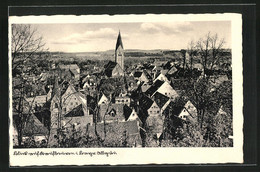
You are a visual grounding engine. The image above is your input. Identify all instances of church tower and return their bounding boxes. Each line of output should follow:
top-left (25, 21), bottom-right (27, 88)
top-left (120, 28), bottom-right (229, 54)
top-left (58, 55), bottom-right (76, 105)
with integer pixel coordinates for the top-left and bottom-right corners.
top-left (115, 31), bottom-right (124, 71)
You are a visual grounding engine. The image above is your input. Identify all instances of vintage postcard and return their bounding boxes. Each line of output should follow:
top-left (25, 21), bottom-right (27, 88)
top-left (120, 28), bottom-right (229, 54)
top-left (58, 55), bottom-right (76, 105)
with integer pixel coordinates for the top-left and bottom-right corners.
top-left (9, 13), bottom-right (243, 166)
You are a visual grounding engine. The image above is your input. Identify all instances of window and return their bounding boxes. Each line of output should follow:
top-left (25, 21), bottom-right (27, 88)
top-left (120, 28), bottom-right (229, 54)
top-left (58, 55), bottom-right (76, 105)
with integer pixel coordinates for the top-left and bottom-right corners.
top-left (157, 111), bottom-right (159, 113)
top-left (126, 99), bottom-right (128, 102)
top-left (122, 100), bottom-right (124, 102)
top-left (55, 103), bottom-right (58, 108)
top-left (76, 102), bottom-right (78, 105)
top-left (150, 111), bottom-right (152, 114)
top-left (71, 102), bottom-right (73, 105)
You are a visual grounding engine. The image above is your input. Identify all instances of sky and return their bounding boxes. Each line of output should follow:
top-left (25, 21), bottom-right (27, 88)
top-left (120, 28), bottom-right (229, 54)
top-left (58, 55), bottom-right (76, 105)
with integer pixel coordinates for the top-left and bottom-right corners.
top-left (30, 21), bottom-right (231, 52)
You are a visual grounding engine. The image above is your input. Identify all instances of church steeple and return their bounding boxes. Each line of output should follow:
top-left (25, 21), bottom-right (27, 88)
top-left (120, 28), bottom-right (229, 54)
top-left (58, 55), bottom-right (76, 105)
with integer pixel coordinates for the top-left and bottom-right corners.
top-left (115, 31), bottom-right (123, 50)
top-left (115, 31), bottom-right (124, 71)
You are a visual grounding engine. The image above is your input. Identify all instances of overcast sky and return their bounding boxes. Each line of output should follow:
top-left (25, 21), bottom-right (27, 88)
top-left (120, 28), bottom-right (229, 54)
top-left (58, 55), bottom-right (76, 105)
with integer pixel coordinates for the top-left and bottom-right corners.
top-left (31, 21), bottom-right (231, 52)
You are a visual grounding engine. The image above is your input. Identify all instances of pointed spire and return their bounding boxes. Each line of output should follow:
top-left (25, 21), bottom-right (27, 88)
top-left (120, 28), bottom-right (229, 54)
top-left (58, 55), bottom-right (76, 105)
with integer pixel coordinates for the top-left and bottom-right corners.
top-left (115, 30), bottom-right (123, 50)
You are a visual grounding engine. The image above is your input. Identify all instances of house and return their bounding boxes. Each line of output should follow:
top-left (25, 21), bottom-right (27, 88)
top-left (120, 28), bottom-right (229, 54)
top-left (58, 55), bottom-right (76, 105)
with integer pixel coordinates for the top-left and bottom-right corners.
top-left (104, 61), bottom-right (124, 77)
top-left (166, 99), bottom-right (197, 123)
top-left (13, 113), bottom-right (49, 146)
top-left (153, 73), bottom-right (170, 83)
top-left (145, 80), bottom-right (179, 100)
top-left (115, 93), bottom-right (131, 106)
top-left (123, 105), bottom-right (140, 122)
top-left (98, 94), bottom-right (109, 106)
top-left (25, 95), bottom-right (48, 109)
top-left (138, 95), bottom-right (165, 137)
top-left (133, 71), bottom-right (150, 84)
top-left (178, 101), bottom-right (198, 123)
top-left (98, 103), bottom-right (125, 123)
top-left (58, 64), bottom-right (80, 80)
top-left (82, 77), bottom-right (97, 95)
top-left (209, 75), bottom-right (229, 92)
top-left (152, 92), bottom-right (171, 113)
top-left (140, 82), bottom-right (152, 92)
top-left (163, 61), bottom-right (175, 70)
top-left (125, 77), bottom-right (138, 92)
top-left (50, 84), bottom-right (92, 130)
top-left (167, 66), bottom-right (178, 75)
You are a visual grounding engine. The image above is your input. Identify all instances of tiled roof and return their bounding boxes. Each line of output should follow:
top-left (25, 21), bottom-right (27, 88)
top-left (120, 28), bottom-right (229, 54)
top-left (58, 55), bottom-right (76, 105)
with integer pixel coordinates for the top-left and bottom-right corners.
top-left (99, 103), bottom-right (125, 121)
top-left (139, 95), bottom-right (154, 111)
top-left (152, 92), bottom-right (169, 109)
top-left (145, 80), bottom-right (164, 96)
top-left (64, 104), bottom-right (85, 117)
top-left (13, 114), bottom-right (49, 136)
top-left (163, 98), bottom-right (186, 117)
top-left (104, 61), bottom-right (119, 77)
top-left (123, 105), bottom-right (133, 121)
top-left (133, 71), bottom-right (143, 78)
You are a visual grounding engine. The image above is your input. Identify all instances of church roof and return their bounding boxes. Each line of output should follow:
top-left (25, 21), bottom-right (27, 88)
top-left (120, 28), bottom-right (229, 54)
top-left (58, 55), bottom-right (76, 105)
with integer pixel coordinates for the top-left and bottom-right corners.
top-left (115, 31), bottom-right (123, 50)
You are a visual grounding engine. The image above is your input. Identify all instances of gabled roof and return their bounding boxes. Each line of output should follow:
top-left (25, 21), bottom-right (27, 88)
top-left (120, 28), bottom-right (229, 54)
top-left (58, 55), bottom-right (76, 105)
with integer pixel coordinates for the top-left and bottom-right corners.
top-left (61, 84), bottom-right (87, 108)
top-left (104, 61), bottom-right (122, 77)
top-left (152, 92), bottom-right (170, 109)
top-left (143, 70), bottom-right (152, 80)
top-left (70, 68), bottom-right (79, 76)
top-left (123, 105), bottom-right (133, 121)
top-left (115, 31), bottom-right (124, 50)
top-left (139, 95), bottom-right (155, 111)
top-left (133, 71), bottom-right (143, 78)
top-left (64, 104), bottom-right (85, 117)
top-left (99, 103), bottom-right (125, 121)
top-left (13, 114), bottom-right (49, 136)
top-left (163, 98), bottom-right (187, 117)
top-left (167, 66), bottom-right (178, 75)
top-left (145, 80), bottom-right (164, 96)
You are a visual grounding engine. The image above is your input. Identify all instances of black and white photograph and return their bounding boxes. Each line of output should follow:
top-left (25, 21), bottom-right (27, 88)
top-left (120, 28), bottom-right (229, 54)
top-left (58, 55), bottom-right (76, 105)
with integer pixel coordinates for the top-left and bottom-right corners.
top-left (9, 14), bottom-right (243, 165)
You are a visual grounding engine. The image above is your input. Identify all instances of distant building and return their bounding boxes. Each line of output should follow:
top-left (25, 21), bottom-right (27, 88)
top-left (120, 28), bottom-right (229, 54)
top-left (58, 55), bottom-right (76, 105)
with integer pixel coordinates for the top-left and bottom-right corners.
top-left (145, 80), bottom-right (179, 100)
top-left (58, 64), bottom-right (80, 81)
top-left (104, 31), bottom-right (125, 77)
top-left (133, 70), bottom-right (152, 84)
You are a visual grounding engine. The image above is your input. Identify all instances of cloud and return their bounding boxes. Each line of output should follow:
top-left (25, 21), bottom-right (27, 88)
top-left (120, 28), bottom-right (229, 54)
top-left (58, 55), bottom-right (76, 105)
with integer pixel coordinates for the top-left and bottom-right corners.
top-left (140, 23), bottom-right (161, 33)
top-left (140, 22), bottom-right (193, 34)
top-left (51, 28), bottom-right (123, 44)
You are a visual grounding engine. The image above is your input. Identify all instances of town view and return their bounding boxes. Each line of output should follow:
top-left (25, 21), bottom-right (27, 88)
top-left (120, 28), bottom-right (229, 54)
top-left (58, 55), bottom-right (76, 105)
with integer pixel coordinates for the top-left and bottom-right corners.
top-left (11, 23), bottom-right (233, 148)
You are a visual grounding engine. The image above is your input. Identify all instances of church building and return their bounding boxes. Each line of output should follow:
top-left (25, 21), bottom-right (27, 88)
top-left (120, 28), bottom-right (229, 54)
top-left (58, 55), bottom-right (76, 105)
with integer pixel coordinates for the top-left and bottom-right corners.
top-left (104, 31), bottom-right (124, 77)
top-left (115, 31), bottom-right (124, 71)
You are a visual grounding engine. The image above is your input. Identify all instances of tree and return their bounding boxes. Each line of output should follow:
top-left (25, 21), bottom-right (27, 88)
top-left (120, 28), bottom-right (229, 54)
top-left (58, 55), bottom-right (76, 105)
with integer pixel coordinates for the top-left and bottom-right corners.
top-left (12, 24), bottom-right (46, 76)
top-left (12, 24), bottom-right (48, 147)
top-left (195, 32), bottom-right (225, 74)
top-left (168, 32), bottom-right (232, 147)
